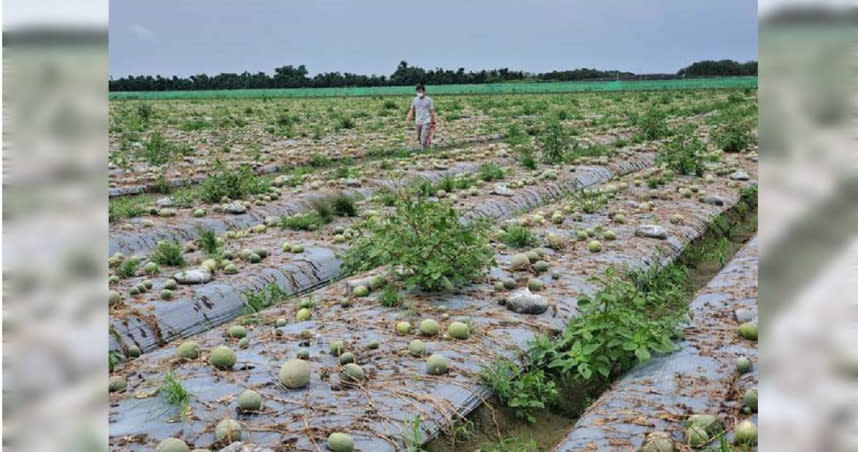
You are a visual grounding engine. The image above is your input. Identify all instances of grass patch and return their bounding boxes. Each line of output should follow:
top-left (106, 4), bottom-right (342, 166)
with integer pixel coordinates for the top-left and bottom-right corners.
top-left (497, 224), bottom-right (539, 248)
top-left (150, 240), bottom-right (186, 267)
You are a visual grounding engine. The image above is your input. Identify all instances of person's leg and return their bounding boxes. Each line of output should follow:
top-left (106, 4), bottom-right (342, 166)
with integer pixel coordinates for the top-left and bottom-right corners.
top-left (418, 124), bottom-right (429, 149)
top-left (416, 124), bottom-right (424, 148)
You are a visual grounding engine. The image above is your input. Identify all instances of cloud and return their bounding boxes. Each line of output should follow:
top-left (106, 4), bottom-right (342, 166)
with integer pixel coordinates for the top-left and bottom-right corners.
top-left (129, 24), bottom-right (153, 39)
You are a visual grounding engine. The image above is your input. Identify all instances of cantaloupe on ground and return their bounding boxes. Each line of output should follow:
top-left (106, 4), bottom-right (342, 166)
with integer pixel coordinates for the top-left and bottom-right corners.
top-left (237, 389), bottom-right (262, 412)
top-left (733, 420), bottom-right (757, 445)
top-left (279, 359), bottom-right (311, 389)
top-left (426, 354), bottom-right (448, 375)
top-left (214, 418), bottom-right (242, 443)
top-left (176, 341), bottom-right (200, 360)
top-left (419, 319), bottom-right (439, 336)
top-left (326, 432), bottom-right (355, 452)
top-left (396, 321), bottom-right (411, 335)
top-left (342, 363), bottom-right (365, 382)
top-left (447, 321), bottom-right (470, 339)
top-left (156, 438), bottom-right (190, 452)
top-left (210, 346), bottom-right (236, 370)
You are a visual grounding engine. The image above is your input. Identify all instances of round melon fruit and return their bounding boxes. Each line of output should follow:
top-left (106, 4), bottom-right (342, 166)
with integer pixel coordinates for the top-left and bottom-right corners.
top-left (396, 321), bottom-right (412, 335)
top-left (279, 359), bottom-right (311, 389)
top-left (228, 325), bottom-right (246, 338)
top-left (156, 438), bottom-right (190, 452)
top-left (447, 321), bottom-right (470, 339)
top-left (342, 363), bottom-right (365, 382)
top-left (210, 346), bottom-right (236, 370)
top-left (426, 354), bottom-right (448, 375)
top-left (176, 342), bottom-right (200, 360)
top-left (588, 240), bottom-right (602, 252)
top-left (743, 389), bottom-right (758, 412)
top-left (339, 352), bottom-right (355, 365)
top-left (738, 322), bottom-right (758, 341)
top-left (237, 389), bottom-right (262, 412)
top-left (685, 425), bottom-right (709, 448)
top-left (329, 341), bottom-right (345, 356)
top-left (296, 308), bottom-right (312, 321)
top-left (214, 418), bottom-right (242, 443)
top-left (735, 357), bottom-right (752, 374)
top-left (733, 420), bottom-right (757, 445)
top-left (409, 340), bottom-right (426, 357)
top-left (419, 319), bottom-right (440, 336)
top-left (326, 432), bottom-right (355, 452)
top-left (640, 431), bottom-right (674, 452)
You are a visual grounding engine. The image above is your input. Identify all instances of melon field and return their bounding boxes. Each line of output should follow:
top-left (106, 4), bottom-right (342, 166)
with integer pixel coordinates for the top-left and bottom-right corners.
top-left (108, 87), bottom-right (759, 451)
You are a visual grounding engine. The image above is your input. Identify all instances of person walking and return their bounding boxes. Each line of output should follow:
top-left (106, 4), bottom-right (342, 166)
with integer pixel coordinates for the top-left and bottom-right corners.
top-left (406, 83), bottom-right (436, 149)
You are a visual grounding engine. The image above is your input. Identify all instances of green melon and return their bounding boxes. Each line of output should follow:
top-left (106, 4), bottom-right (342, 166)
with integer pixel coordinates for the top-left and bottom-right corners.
top-left (533, 260), bottom-right (549, 273)
top-left (685, 425), bottom-right (709, 448)
top-left (526, 250), bottom-right (540, 263)
top-left (686, 414), bottom-right (723, 436)
top-left (275, 318), bottom-right (287, 327)
top-left (333, 234), bottom-right (347, 244)
top-left (587, 240), bottom-right (602, 252)
top-left (193, 209), bottom-right (205, 217)
top-left (576, 230), bottom-right (589, 241)
top-left (339, 352), bottom-right (355, 365)
top-left (223, 263), bottom-right (239, 274)
top-left (546, 234), bottom-right (568, 250)
top-left (143, 262), bottom-right (160, 274)
top-left (296, 349), bottom-right (310, 360)
top-left (156, 438), bottom-right (190, 452)
top-left (409, 340), bottom-right (426, 357)
top-left (733, 420), bottom-right (757, 445)
top-left (743, 389), bottom-right (758, 412)
top-left (238, 337), bottom-right (249, 348)
top-left (176, 342), bottom-right (200, 360)
top-left (603, 230), bottom-right (616, 241)
top-left (281, 242), bottom-right (292, 252)
top-left (419, 319), bottom-right (440, 336)
top-left (511, 253), bottom-right (530, 270)
top-left (201, 259), bottom-right (217, 272)
top-left (640, 431), bottom-right (674, 452)
top-left (326, 432), bottom-right (355, 452)
top-left (447, 321), bottom-right (470, 339)
top-left (109, 291), bottom-right (121, 306)
top-left (214, 418), bottom-right (242, 443)
top-left (127, 345), bottom-right (141, 358)
top-left (342, 363), bottom-right (365, 382)
top-left (237, 389), bottom-right (262, 412)
top-left (228, 325), bottom-right (247, 338)
top-left (735, 357), bottom-right (752, 374)
top-left (396, 322), bottom-right (412, 335)
top-left (296, 308), bottom-right (312, 321)
top-left (426, 354), bottom-right (448, 375)
top-left (613, 213), bottom-right (627, 224)
top-left (527, 278), bottom-right (544, 292)
top-left (248, 253), bottom-right (261, 264)
top-left (108, 376), bottom-right (127, 393)
top-left (210, 345), bottom-right (236, 370)
top-left (164, 279), bottom-right (178, 290)
top-left (279, 359), bottom-right (311, 389)
top-left (367, 340), bottom-right (380, 350)
top-left (159, 289), bottom-right (173, 300)
top-left (329, 341), bottom-right (345, 356)
top-left (352, 285), bottom-right (369, 297)
top-left (291, 244), bottom-right (304, 253)
top-left (501, 277), bottom-right (517, 289)
top-left (738, 323), bottom-right (758, 341)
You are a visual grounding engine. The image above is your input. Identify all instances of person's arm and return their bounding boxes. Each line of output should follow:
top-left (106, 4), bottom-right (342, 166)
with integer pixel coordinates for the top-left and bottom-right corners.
top-left (430, 99), bottom-right (436, 125)
top-left (430, 110), bottom-right (436, 126)
top-left (406, 100), bottom-right (414, 122)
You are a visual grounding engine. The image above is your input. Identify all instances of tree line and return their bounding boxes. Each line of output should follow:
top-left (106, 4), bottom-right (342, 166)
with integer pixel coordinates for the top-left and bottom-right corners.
top-left (109, 59), bottom-right (757, 92)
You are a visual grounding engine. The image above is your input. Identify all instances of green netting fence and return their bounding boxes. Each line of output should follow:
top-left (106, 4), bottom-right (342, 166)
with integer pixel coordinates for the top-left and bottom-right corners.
top-left (109, 76), bottom-right (757, 100)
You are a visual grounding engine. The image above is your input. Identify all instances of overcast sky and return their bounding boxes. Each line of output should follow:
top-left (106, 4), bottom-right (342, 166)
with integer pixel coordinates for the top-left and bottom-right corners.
top-left (108, 0), bottom-right (758, 78)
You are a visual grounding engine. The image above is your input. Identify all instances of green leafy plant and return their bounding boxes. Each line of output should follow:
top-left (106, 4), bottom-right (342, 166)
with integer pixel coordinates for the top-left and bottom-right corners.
top-left (518, 146), bottom-right (538, 170)
top-left (530, 265), bottom-right (688, 384)
top-left (636, 107), bottom-right (670, 140)
top-left (479, 435), bottom-right (538, 452)
top-left (538, 120), bottom-right (571, 163)
top-left (713, 117), bottom-right (753, 152)
top-left (478, 162), bottom-right (505, 181)
top-left (241, 283), bottom-right (289, 314)
top-left (570, 189), bottom-right (609, 214)
top-left (151, 240), bottom-right (185, 267)
top-left (657, 125), bottom-right (706, 176)
top-left (199, 162), bottom-right (269, 203)
top-left (196, 226), bottom-right (222, 257)
top-left (404, 414), bottom-right (424, 452)
top-left (159, 371), bottom-right (191, 419)
top-left (480, 358), bottom-right (558, 424)
top-left (116, 257), bottom-right (140, 279)
top-left (378, 286), bottom-right (403, 308)
top-left (497, 224), bottom-right (539, 248)
top-left (343, 196), bottom-right (495, 291)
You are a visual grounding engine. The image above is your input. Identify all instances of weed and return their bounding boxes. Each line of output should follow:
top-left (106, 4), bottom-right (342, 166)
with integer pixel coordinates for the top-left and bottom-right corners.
top-left (279, 213), bottom-right (326, 231)
top-left (498, 224), bottom-right (539, 248)
top-left (657, 125), bottom-right (705, 176)
top-left (518, 147), bottom-right (538, 170)
top-left (151, 240), bottom-right (186, 267)
top-left (636, 107), bottom-right (670, 140)
top-left (116, 257), bottom-right (140, 279)
top-left (480, 358), bottom-right (558, 424)
top-left (241, 283), bottom-right (289, 314)
top-left (329, 193), bottom-right (358, 217)
top-left (199, 162), bottom-right (269, 203)
top-left (159, 371), bottom-right (191, 418)
top-left (378, 286), bottom-right (403, 308)
top-left (196, 226), bottom-right (221, 257)
top-left (539, 120), bottom-right (571, 163)
top-left (108, 197), bottom-right (148, 222)
top-left (478, 435), bottom-right (538, 452)
top-left (570, 189), bottom-right (609, 214)
top-left (478, 163), bottom-right (505, 181)
top-left (404, 415), bottom-right (424, 452)
top-left (343, 195), bottom-right (495, 291)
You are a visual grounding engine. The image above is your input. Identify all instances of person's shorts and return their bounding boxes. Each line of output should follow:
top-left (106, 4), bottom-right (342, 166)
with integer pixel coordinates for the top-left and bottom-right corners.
top-left (416, 123), bottom-right (431, 148)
